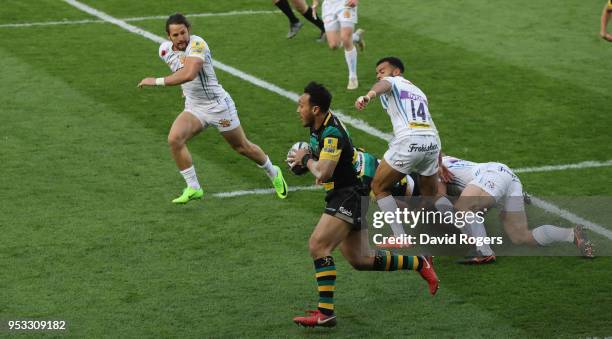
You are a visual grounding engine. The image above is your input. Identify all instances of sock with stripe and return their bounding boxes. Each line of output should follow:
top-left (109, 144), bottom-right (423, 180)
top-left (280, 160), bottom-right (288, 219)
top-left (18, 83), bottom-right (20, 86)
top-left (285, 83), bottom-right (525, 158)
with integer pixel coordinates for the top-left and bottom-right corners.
top-left (314, 256), bottom-right (336, 316)
top-left (373, 250), bottom-right (423, 271)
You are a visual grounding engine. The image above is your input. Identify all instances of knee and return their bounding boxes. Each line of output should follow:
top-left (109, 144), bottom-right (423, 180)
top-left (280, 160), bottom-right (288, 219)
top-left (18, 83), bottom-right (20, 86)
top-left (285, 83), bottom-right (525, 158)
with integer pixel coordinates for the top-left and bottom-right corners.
top-left (308, 235), bottom-right (331, 259)
top-left (342, 39), bottom-right (353, 50)
top-left (167, 133), bottom-right (185, 149)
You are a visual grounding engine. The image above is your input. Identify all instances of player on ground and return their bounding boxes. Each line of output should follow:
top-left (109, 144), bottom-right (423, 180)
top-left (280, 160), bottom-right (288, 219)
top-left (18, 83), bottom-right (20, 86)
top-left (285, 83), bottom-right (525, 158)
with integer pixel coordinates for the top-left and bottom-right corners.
top-left (600, 0), bottom-right (612, 41)
top-left (273, 0), bottom-right (326, 40)
top-left (355, 57), bottom-right (442, 238)
top-left (137, 14), bottom-right (287, 204)
top-left (434, 155), bottom-right (594, 263)
top-left (288, 82), bottom-right (439, 328)
top-left (313, 0), bottom-right (365, 89)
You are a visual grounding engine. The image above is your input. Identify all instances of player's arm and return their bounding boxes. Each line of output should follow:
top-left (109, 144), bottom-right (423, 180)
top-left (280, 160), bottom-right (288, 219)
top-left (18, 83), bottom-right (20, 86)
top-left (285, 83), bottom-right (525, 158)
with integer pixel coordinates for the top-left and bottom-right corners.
top-left (601, 1), bottom-right (612, 41)
top-left (137, 57), bottom-right (203, 87)
top-left (355, 79), bottom-right (392, 110)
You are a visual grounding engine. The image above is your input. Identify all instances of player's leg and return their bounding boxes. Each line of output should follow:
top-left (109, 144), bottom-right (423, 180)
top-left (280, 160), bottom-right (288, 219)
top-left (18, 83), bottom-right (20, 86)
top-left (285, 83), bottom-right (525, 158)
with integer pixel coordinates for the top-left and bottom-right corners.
top-left (371, 159), bottom-right (410, 237)
top-left (339, 229), bottom-right (439, 295)
top-left (167, 111), bottom-right (205, 203)
top-left (293, 214), bottom-right (351, 327)
top-left (273, 0), bottom-right (303, 38)
top-left (500, 182), bottom-right (594, 257)
top-left (340, 26), bottom-right (359, 89)
top-left (291, 0), bottom-right (326, 38)
top-left (338, 5), bottom-right (360, 89)
top-left (220, 126), bottom-right (288, 199)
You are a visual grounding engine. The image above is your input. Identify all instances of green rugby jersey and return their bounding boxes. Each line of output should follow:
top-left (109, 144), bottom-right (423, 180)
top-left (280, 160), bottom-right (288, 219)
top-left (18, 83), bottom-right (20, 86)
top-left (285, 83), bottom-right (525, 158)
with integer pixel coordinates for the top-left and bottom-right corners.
top-left (309, 112), bottom-right (361, 192)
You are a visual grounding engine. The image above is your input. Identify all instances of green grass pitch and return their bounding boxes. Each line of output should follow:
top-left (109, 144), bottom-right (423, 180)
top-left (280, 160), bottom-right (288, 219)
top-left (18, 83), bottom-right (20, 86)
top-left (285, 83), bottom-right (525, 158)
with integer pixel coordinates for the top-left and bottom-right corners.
top-left (1, 0), bottom-right (611, 337)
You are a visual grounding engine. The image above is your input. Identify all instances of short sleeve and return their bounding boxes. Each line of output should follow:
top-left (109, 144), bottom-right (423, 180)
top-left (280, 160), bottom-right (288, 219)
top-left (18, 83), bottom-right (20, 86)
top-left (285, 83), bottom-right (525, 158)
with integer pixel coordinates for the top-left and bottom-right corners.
top-left (186, 36), bottom-right (207, 61)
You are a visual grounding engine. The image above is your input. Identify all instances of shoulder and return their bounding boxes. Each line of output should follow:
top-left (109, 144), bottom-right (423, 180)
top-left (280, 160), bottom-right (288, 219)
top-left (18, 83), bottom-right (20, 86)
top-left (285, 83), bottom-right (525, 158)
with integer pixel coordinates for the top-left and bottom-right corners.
top-left (158, 41), bottom-right (172, 58)
top-left (188, 35), bottom-right (208, 50)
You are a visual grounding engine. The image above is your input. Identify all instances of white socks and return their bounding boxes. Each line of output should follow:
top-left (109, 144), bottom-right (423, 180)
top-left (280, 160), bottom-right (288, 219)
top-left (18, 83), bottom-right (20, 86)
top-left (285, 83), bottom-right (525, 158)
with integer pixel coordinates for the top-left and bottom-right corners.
top-left (466, 222), bottom-right (494, 256)
top-left (258, 156), bottom-right (278, 180)
top-left (376, 195), bottom-right (406, 237)
top-left (180, 166), bottom-right (201, 190)
top-left (532, 225), bottom-right (574, 246)
top-left (344, 46), bottom-right (357, 79)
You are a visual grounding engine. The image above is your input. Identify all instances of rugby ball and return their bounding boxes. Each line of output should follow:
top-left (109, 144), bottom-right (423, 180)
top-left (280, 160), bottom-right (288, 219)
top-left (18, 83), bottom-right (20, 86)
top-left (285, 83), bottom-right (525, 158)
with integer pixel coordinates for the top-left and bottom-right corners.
top-left (286, 141), bottom-right (311, 175)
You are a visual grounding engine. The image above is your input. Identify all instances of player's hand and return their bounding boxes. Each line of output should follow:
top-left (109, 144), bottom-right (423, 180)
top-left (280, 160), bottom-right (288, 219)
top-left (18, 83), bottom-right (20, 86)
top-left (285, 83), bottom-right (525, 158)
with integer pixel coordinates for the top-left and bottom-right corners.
top-left (290, 148), bottom-right (311, 166)
top-left (137, 77), bottom-right (156, 87)
top-left (355, 95), bottom-right (370, 110)
top-left (345, 0), bottom-right (358, 7)
top-left (438, 163), bottom-right (454, 183)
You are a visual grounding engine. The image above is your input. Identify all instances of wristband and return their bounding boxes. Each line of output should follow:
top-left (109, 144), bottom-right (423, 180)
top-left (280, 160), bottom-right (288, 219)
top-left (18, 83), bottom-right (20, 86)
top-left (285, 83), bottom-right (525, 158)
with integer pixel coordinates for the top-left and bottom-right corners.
top-left (301, 153), bottom-right (313, 167)
top-left (155, 77), bottom-right (165, 86)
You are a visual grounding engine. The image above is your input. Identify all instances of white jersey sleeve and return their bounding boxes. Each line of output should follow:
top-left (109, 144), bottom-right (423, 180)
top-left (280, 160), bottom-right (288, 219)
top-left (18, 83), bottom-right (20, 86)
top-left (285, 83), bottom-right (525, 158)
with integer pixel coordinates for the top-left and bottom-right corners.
top-left (185, 35), bottom-right (207, 61)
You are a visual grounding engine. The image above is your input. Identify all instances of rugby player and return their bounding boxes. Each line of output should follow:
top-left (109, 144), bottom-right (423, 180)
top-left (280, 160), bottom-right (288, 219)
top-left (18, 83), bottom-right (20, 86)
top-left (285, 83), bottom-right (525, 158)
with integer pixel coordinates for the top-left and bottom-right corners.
top-left (273, 0), bottom-right (326, 40)
top-left (312, 0), bottom-right (365, 89)
top-left (355, 57), bottom-right (442, 240)
top-left (288, 82), bottom-right (439, 328)
top-left (435, 155), bottom-right (594, 263)
top-left (137, 14), bottom-right (287, 203)
top-left (601, 0), bottom-right (612, 41)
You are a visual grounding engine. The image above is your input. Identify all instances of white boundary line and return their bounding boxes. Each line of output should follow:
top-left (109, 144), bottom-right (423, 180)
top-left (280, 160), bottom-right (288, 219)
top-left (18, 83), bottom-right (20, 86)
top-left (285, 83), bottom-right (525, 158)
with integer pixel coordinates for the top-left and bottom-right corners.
top-left (213, 185), bottom-right (320, 198)
top-left (0, 10), bottom-right (277, 28)
top-left (513, 160), bottom-right (612, 174)
top-left (63, 0), bottom-right (612, 240)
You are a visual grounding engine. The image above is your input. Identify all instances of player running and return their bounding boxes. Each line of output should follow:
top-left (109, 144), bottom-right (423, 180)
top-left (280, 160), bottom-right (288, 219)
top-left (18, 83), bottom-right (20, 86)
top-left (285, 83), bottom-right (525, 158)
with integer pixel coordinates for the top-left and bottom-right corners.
top-left (601, 0), bottom-right (612, 41)
top-left (435, 155), bottom-right (594, 263)
top-left (137, 14), bottom-right (287, 204)
top-left (288, 82), bottom-right (438, 328)
top-left (355, 57), bottom-right (442, 239)
top-left (273, 0), bottom-right (326, 40)
top-left (313, 0), bottom-right (365, 89)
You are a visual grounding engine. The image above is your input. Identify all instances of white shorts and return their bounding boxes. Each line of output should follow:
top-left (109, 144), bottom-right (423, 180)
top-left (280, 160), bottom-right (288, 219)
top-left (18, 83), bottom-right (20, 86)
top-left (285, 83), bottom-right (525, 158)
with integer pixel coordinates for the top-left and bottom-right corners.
top-left (184, 95), bottom-right (240, 132)
top-left (471, 163), bottom-right (524, 212)
top-left (322, 0), bottom-right (358, 32)
top-left (383, 134), bottom-right (440, 176)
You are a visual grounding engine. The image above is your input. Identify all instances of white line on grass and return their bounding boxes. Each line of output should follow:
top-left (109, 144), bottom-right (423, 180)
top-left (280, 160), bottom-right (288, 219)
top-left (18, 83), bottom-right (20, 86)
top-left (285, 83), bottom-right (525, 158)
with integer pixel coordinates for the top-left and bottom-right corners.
top-left (0, 10), bottom-right (277, 28)
top-left (513, 160), bottom-right (612, 173)
top-left (213, 185), bottom-right (320, 198)
top-left (63, 0), bottom-right (612, 240)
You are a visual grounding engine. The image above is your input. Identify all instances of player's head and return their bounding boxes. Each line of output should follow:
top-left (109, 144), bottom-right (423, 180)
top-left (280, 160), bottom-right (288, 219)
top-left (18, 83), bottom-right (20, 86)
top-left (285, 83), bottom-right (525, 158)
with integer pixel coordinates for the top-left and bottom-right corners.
top-left (375, 57), bottom-right (404, 80)
top-left (166, 13), bottom-right (191, 51)
top-left (298, 82), bottom-right (332, 127)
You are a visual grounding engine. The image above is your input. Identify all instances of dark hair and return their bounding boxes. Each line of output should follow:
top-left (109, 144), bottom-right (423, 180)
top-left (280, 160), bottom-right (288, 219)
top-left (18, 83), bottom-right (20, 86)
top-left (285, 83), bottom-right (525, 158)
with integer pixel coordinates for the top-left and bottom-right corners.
top-left (376, 56), bottom-right (405, 73)
top-left (166, 13), bottom-right (191, 33)
top-left (304, 82), bottom-right (332, 113)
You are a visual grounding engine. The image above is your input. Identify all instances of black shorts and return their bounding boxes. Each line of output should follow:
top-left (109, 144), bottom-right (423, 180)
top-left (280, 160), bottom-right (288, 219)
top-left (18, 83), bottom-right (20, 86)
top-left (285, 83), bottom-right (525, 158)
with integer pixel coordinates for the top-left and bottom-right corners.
top-left (324, 186), bottom-right (367, 230)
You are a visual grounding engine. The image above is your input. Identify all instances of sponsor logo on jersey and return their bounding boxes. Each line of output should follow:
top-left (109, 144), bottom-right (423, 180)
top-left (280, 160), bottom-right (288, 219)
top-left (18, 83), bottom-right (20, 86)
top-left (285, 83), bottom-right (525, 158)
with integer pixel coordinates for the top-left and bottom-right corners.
top-left (339, 206), bottom-right (353, 217)
top-left (408, 142), bottom-right (439, 153)
top-left (191, 40), bottom-right (204, 54)
top-left (322, 137), bottom-right (338, 153)
top-left (219, 119), bottom-right (232, 128)
top-left (160, 49), bottom-right (167, 57)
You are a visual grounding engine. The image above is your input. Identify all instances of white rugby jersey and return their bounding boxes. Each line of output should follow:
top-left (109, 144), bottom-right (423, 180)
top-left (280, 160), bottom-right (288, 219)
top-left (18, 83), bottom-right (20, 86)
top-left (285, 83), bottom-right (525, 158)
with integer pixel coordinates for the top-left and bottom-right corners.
top-left (443, 156), bottom-right (518, 196)
top-left (158, 35), bottom-right (226, 104)
top-left (379, 76), bottom-right (438, 139)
